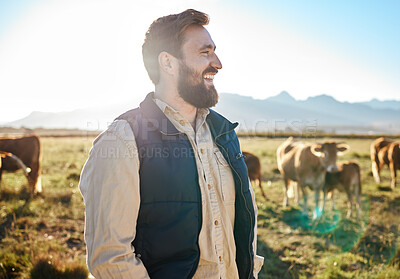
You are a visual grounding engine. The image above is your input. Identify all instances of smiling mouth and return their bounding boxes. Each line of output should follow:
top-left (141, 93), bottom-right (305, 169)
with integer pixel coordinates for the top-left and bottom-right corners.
top-left (203, 73), bottom-right (215, 83)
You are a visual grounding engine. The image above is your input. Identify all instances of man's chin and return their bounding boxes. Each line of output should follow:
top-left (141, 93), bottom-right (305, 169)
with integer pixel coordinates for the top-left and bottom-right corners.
top-left (177, 81), bottom-right (219, 108)
top-left (203, 80), bottom-right (215, 89)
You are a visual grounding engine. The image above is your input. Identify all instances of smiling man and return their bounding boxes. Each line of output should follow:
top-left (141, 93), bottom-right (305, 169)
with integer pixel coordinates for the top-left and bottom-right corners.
top-left (79, 9), bottom-right (264, 279)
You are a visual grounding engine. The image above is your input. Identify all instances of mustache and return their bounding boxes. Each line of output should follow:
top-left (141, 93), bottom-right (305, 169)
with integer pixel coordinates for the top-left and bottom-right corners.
top-left (202, 67), bottom-right (218, 75)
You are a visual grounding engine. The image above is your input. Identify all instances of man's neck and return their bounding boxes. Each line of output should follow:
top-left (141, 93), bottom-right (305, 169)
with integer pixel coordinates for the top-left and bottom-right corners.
top-left (154, 87), bottom-right (197, 128)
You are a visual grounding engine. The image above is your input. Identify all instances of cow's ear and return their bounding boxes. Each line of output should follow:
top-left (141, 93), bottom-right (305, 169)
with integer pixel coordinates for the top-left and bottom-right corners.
top-left (311, 144), bottom-right (324, 157)
top-left (337, 144), bottom-right (350, 156)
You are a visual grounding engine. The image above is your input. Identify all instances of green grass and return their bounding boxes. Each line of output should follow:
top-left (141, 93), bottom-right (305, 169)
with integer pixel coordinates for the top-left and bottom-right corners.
top-left (0, 137), bottom-right (91, 278)
top-left (0, 136), bottom-right (399, 278)
top-left (241, 137), bottom-right (400, 279)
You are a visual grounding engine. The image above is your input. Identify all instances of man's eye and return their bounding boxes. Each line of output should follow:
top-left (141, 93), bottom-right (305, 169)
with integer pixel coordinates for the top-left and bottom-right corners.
top-left (201, 51), bottom-right (210, 55)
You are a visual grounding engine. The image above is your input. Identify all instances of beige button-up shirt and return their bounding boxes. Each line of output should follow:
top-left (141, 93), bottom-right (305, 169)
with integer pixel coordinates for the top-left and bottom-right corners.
top-left (79, 98), bottom-right (264, 279)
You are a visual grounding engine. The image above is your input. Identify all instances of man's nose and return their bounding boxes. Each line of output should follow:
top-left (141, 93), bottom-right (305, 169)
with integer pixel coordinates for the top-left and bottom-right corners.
top-left (211, 53), bottom-right (222, 70)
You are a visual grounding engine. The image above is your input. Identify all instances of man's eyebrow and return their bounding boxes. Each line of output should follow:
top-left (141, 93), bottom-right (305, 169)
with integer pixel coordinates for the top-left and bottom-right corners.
top-left (200, 44), bottom-right (216, 51)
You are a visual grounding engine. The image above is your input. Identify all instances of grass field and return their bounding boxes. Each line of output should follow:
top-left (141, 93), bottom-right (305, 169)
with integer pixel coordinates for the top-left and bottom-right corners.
top-left (240, 136), bottom-right (400, 279)
top-left (0, 137), bottom-right (92, 279)
top-left (0, 136), bottom-right (399, 278)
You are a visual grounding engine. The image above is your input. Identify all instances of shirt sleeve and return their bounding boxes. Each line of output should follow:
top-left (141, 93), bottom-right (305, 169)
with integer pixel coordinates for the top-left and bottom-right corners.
top-left (249, 179), bottom-right (264, 278)
top-left (79, 120), bottom-right (150, 279)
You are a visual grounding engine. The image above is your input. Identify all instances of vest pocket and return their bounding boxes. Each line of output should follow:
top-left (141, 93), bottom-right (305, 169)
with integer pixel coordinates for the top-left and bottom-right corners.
top-left (214, 149), bottom-right (235, 205)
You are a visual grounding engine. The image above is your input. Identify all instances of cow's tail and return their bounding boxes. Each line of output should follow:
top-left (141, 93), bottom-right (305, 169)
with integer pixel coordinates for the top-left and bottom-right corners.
top-left (8, 153), bottom-right (31, 176)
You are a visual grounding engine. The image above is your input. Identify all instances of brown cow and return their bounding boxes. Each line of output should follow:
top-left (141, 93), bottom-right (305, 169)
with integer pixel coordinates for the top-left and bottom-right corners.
top-left (277, 137), bottom-right (349, 218)
top-left (370, 137), bottom-right (392, 183)
top-left (242, 151), bottom-right (266, 199)
top-left (0, 135), bottom-right (42, 195)
top-left (388, 142), bottom-right (400, 189)
top-left (323, 161), bottom-right (362, 218)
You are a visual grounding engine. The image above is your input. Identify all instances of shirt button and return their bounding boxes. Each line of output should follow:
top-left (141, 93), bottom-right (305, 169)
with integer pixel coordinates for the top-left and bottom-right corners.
top-left (214, 220), bottom-right (218, 226)
top-left (179, 120), bottom-right (185, 126)
top-left (219, 256), bottom-right (222, 262)
top-left (208, 184), bottom-right (211, 190)
top-left (200, 148), bottom-right (204, 154)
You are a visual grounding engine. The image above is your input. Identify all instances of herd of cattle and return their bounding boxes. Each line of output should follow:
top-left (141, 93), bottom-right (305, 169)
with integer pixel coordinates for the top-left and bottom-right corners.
top-left (0, 134), bottom-right (398, 218)
top-left (244, 136), bottom-right (399, 218)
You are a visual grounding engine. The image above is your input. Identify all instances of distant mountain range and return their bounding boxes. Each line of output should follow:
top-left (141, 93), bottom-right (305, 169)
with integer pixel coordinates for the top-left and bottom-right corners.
top-left (215, 92), bottom-right (400, 134)
top-left (4, 92), bottom-right (400, 134)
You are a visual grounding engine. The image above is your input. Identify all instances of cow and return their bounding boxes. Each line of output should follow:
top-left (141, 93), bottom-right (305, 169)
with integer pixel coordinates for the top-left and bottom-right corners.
top-left (242, 151), bottom-right (266, 199)
top-left (277, 137), bottom-right (349, 218)
top-left (0, 135), bottom-right (42, 195)
top-left (323, 161), bottom-right (362, 218)
top-left (370, 137), bottom-right (392, 183)
top-left (388, 142), bottom-right (400, 189)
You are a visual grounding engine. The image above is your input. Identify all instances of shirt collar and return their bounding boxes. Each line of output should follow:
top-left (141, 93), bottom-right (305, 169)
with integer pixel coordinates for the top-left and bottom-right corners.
top-left (153, 96), bottom-right (210, 132)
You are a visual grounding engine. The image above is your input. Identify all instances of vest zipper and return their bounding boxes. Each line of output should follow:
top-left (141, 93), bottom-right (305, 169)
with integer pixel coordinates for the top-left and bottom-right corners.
top-left (187, 179), bottom-right (203, 279)
top-left (215, 131), bottom-right (254, 279)
top-left (168, 131), bottom-right (201, 279)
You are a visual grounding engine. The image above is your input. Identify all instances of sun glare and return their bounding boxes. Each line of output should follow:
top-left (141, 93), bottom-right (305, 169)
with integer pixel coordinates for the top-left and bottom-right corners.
top-left (0, 0), bottom-right (399, 123)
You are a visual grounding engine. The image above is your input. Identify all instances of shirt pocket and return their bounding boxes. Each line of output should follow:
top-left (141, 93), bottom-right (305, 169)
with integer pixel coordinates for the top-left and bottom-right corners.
top-left (214, 149), bottom-right (235, 205)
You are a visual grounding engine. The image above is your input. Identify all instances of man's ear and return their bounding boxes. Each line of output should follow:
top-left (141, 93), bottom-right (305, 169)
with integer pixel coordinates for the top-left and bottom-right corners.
top-left (158, 52), bottom-right (176, 76)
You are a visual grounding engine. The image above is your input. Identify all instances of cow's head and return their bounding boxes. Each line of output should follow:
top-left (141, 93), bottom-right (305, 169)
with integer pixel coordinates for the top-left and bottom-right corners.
top-left (311, 141), bottom-right (350, 172)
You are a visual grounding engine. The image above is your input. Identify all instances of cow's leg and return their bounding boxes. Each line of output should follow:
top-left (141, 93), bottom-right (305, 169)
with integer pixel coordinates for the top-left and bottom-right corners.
top-left (329, 191), bottom-right (336, 211)
top-left (345, 187), bottom-right (354, 218)
top-left (313, 187), bottom-right (322, 219)
top-left (294, 182), bottom-right (301, 206)
top-left (28, 161), bottom-right (41, 195)
top-left (322, 187), bottom-right (335, 212)
top-left (283, 177), bottom-right (291, 207)
top-left (258, 175), bottom-right (267, 200)
top-left (322, 188), bottom-right (326, 213)
top-left (372, 159), bottom-right (381, 183)
top-left (390, 162), bottom-right (397, 189)
top-left (300, 184), bottom-right (308, 214)
top-left (355, 182), bottom-right (362, 217)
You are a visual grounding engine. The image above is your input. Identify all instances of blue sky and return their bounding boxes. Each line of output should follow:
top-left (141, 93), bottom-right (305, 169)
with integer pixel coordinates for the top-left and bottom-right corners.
top-left (0, 0), bottom-right (399, 122)
top-left (239, 0), bottom-right (400, 83)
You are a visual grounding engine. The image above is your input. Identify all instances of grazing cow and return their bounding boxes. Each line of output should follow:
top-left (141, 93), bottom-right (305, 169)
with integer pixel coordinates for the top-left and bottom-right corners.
top-left (370, 137), bottom-right (392, 183)
top-left (388, 142), bottom-right (400, 189)
top-left (243, 151), bottom-right (266, 199)
top-left (323, 161), bottom-right (362, 218)
top-left (277, 137), bottom-right (349, 218)
top-left (0, 135), bottom-right (42, 195)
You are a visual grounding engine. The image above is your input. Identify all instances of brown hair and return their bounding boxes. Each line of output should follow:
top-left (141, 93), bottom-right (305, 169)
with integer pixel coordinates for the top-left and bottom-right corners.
top-left (142, 9), bottom-right (209, 85)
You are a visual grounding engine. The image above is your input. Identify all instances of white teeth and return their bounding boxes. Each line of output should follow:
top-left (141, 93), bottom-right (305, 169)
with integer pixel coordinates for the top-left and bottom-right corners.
top-left (204, 74), bottom-right (215, 80)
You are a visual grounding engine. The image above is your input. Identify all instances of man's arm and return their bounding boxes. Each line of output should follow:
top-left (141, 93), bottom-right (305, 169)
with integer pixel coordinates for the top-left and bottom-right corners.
top-left (249, 179), bottom-right (264, 278)
top-left (79, 120), bottom-right (150, 279)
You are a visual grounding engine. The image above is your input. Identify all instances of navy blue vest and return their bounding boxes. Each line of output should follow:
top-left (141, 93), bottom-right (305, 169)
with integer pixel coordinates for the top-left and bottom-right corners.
top-left (116, 93), bottom-right (255, 279)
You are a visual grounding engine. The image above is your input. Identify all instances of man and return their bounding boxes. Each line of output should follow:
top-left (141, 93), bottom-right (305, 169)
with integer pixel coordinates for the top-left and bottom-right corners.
top-left (79, 9), bottom-right (264, 279)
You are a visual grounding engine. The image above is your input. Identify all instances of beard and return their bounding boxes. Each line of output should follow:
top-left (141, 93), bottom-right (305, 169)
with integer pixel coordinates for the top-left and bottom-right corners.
top-left (177, 62), bottom-right (219, 109)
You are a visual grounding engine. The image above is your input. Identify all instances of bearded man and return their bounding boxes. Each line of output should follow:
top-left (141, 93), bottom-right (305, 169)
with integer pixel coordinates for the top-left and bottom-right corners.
top-left (79, 9), bottom-right (264, 279)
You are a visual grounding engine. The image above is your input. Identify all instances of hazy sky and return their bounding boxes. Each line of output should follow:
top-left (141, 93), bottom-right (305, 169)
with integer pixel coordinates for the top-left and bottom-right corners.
top-left (1, 0), bottom-right (399, 122)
